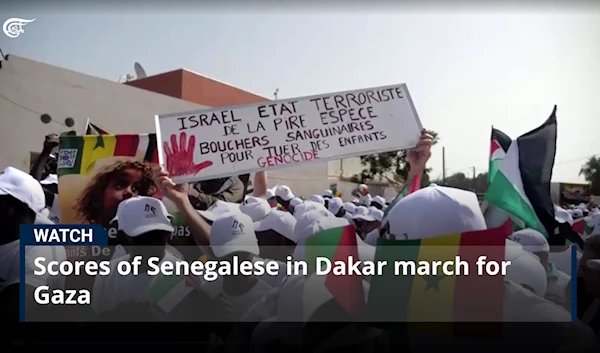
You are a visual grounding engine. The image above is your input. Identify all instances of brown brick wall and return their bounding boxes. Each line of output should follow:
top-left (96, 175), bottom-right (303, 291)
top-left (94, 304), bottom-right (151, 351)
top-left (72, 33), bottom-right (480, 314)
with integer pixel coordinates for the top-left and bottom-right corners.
top-left (125, 69), bottom-right (269, 107)
top-left (180, 70), bottom-right (269, 107)
top-left (125, 70), bottom-right (183, 100)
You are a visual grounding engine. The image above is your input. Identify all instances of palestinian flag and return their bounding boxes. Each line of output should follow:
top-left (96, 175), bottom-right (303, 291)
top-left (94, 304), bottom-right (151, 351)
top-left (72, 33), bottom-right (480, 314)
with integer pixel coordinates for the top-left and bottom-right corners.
top-left (324, 224), bottom-right (366, 316)
top-left (488, 127), bottom-right (512, 184)
top-left (83, 119), bottom-right (109, 135)
top-left (367, 221), bottom-right (511, 338)
top-left (382, 173), bottom-right (422, 220)
top-left (148, 273), bottom-right (195, 314)
top-left (57, 134), bottom-right (158, 176)
top-left (305, 224), bottom-right (356, 275)
top-left (572, 218), bottom-right (594, 238)
top-left (484, 107), bottom-right (557, 238)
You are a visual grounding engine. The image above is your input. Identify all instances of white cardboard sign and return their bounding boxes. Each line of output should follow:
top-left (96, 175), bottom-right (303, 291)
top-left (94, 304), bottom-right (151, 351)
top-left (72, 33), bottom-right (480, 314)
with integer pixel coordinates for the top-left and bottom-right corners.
top-left (155, 83), bottom-right (423, 184)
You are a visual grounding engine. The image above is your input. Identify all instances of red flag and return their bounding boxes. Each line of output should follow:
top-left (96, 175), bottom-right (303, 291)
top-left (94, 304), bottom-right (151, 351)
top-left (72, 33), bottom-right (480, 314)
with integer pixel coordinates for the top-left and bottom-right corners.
top-left (572, 218), bottom-right (585, 235)
top-left (324, 224), bottom-right (366, 316)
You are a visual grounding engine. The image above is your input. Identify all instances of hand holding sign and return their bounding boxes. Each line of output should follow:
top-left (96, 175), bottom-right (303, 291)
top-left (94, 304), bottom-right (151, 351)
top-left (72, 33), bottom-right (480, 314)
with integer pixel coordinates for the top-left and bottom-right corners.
top-left (406, 129), bottom-right (433, 173)
top-left (163, 132), bottom-right (213, 177)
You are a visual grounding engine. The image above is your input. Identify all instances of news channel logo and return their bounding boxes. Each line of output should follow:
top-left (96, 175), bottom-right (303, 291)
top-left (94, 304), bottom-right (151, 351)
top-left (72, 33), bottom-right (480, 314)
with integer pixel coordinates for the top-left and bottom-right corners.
top-left (3, 18), bottom-right (36, 39)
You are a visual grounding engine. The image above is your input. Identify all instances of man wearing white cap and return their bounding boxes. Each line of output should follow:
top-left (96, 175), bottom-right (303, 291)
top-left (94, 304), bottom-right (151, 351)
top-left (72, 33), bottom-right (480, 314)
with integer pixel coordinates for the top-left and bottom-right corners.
top-left (352, 207), bottom-right (383, 240)
top-left (209, 212), bottom-right (275, 320)
top-left (370, 195), bottom-right (387, 211)
top-left (92, 196), bottom-right (180, 314)
top-left (343, 202), bottom-right (357, 220)
top-left (308, 194), bottom-right (325, 206)
top-left (322, 189), bottom-right (333, 208)
top-left (240, 196), bottom-right (272, 223)
top-left (275, 185), bottom-right (295, 210)
top-left (293, 200), bottom-right (331, 220)
top-left (93, 196), bottom-right (222, 321)
top-left (254, 209), bottom-right (297, 262)
top-left (0, 167), bottom-right (66, 321)
top-left (328, 197), bottom-right (346, 218)
top-left (509, 229), bottom-right (571, 306)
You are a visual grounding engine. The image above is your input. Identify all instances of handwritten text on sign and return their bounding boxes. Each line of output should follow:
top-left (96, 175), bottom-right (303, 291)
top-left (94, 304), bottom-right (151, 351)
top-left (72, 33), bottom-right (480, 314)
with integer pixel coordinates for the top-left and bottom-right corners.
top-left (155, 84), bottom-right (423, 183)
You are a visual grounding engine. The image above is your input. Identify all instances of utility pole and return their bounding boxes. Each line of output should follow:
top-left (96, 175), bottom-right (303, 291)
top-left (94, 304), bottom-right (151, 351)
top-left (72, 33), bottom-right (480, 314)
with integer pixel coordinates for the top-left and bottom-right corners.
top-left (472, 166), bottom-right (476, 192)
top-left (274, 88), bottom-right (279, 100)
top-left (442, 147), bottom-right (446, 184)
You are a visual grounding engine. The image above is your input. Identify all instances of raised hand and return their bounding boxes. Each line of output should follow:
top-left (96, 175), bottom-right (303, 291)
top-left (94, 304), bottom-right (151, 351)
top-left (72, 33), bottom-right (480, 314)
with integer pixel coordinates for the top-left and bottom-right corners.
top-left (43, 133), bottom-right (59, 150)
top-left (153, 169), bottom-right (190, 205)
top-left (406, 129), bottom-right (433, 173)
top-left (163, 132), bottom-right (213, 177)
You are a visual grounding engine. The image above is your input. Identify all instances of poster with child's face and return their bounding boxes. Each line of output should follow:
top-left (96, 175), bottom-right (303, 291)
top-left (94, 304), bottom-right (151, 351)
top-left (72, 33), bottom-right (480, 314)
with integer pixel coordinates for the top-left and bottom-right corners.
top-left (57, 134), bottom-right (197, 260)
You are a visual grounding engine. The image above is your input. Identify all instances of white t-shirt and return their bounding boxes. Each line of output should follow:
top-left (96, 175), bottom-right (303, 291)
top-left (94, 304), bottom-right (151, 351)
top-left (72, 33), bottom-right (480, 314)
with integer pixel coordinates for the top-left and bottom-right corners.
top-left (252, 257), bottom-right (288, 288)
top-left (195, 275), bottom-right (275, 321)
top-left (226, 277), bottom-right (274, 321)
top-left (0, 240), bottom-right (67, 293)
top-left (91, 252), bottom-right (181, 315)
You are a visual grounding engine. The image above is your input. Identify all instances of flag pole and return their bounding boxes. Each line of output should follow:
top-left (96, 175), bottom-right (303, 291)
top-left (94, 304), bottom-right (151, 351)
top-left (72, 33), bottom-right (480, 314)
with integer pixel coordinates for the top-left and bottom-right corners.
top-left (82, 118), bottom-right (90, 135)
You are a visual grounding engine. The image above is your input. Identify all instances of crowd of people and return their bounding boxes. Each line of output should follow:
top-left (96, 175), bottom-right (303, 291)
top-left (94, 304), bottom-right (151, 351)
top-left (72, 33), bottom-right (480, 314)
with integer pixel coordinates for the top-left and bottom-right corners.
top-left (2, 130), bottom-right (600, 350)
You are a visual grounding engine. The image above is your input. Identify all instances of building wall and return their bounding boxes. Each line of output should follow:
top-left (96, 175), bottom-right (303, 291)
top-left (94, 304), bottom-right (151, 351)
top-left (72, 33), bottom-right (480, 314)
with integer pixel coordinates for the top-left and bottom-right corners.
top-left (125, 69), bottom-right (269, 108)
top-left (0, 55), bottom-right (207, 171)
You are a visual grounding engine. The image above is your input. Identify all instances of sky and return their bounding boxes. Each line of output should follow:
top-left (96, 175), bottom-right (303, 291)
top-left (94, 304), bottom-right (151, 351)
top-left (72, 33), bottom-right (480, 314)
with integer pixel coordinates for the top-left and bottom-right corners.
top-left (1, 2), bottom-right (599, 183)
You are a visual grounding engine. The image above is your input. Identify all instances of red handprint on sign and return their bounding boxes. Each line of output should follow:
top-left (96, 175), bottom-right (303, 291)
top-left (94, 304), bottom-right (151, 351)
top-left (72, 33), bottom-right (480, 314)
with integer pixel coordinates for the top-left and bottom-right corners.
top-left (163, 132), bottom-right (213, 177)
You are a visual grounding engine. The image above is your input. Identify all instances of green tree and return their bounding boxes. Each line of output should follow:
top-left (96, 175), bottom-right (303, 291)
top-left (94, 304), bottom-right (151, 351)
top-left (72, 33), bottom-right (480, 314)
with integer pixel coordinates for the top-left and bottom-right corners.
top-left (580, 156), bottom-right (600, 195)
top-left (351, 130), bottom-right (439, 188)
top-left (432, 172), bottom-right (489, 194)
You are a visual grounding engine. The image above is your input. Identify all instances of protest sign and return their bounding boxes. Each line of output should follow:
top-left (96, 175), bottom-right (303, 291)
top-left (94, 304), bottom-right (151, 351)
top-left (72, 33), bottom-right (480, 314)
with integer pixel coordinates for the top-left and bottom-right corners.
top-left (57, 134), bottom-right (201, 261)
top-left (155, 83), bottom-right (423, 184)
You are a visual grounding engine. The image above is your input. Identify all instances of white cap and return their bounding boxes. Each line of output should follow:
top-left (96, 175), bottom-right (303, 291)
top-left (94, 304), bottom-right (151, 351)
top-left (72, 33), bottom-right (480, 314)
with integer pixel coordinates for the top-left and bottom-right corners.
top-left (111, 196), bottom-right (174, 237)
top-left (294, 209), bottom-right (338, 245)
top-left (352, 206), bottom-right (374, 222)
top-left (351, 198), bottom-right (359, 203)
top-left (572, 209), bottom-right (584, 219)
top-left (289, 197), bottom-right (303, 209)
top-left (371, 195), bottom-right (386, 209)
top-left (554, 205), bottom-right (573, 225)
top-left (266, 186), bottom-right (277, 200)
top-left (359, 194), bottom-right (372, 206)
top-left (367, 208), bottom-right (383, 222)
top-left (293, 201), bottom-right (330, 220)
top-left (383, 186), bottom-right (486, 240)
top-left (0, 166), bottom-right (46, 214)
top-left (343, 202), bottom-right (357, 215)
top-left (240, 196), bottom-right (272, 222)
top-left (322, 189), bottom-right (333, 198)
top-left (308, 194), bottom-right (325, 205)
top-left (198, 201), bottom-right (241, 222)
top-left (254, 209), bottom-right (297, 243)
top-left (276, 185), bottom-right (295, 201)
top-left (328, 197), bottom-right (344, 215)
top-left (210, 212), bottom-right (259, 258)
top-left (40, 174), bottom-right (58, 185)
top-left (35, 210), bottom-right (56, 225)
top-left (508, 229), bottom-right (550, 253)
top-left (504, 239), bottom-right (548, 297)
